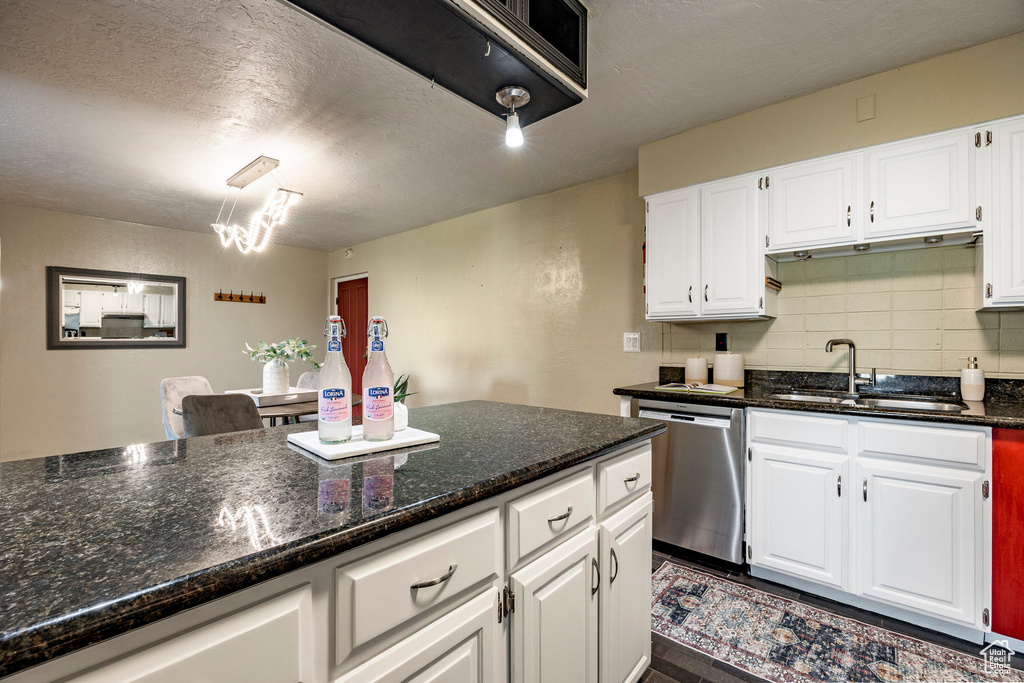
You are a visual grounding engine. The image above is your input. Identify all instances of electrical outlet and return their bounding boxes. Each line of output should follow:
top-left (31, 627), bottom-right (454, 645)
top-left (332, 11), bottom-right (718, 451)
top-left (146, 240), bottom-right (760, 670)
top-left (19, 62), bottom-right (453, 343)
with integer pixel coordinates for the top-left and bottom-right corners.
top-left (623, 333), bottom-right (641, 353)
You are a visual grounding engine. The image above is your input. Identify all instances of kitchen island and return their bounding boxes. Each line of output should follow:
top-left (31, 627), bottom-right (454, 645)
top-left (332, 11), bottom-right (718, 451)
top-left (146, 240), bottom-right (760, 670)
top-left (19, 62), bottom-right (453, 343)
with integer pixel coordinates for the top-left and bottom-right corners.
top-left (0, 401), bottom-right (663, 682)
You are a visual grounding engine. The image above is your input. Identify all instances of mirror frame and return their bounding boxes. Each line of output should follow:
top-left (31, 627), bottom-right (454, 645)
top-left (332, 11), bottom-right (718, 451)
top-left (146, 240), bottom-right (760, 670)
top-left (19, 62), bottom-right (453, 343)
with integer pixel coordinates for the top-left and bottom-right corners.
top-left (46, 266), bottom-right (187, 350)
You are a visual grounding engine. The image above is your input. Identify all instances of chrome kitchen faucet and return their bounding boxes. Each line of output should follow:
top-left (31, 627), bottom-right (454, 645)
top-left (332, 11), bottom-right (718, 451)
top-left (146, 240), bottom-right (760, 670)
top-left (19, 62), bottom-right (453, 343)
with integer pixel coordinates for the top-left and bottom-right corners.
top-left (825, 338), bottom-right (875, 395)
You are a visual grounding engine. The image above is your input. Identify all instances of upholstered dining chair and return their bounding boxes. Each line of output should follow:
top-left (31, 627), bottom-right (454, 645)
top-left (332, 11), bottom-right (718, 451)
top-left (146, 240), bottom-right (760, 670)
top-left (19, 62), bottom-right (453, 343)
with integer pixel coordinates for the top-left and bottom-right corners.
top-left (160, 376), bottom-right (214, 440)
top-left (296, 371), bottom-right (320, 424)
top-left (181, 394), bottom-right (264, 438)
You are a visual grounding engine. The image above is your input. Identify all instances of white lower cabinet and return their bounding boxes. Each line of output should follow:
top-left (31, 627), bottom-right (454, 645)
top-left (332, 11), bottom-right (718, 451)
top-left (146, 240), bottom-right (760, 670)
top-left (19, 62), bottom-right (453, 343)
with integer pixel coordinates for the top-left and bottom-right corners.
top-left (71, 587), bottom-right (314, 683)
top-left (747, 409), bottom-right (990, 634)
top-left (335, 589), bottom-right (504, 683)
top-left (858, 458), bottom-right (983, 625)
top-left (511, 526), bottom-right (600, 683)
top-left (750, 444), bottom-right (848, 589)
top-left (599, 494), bottom-right (654, 683)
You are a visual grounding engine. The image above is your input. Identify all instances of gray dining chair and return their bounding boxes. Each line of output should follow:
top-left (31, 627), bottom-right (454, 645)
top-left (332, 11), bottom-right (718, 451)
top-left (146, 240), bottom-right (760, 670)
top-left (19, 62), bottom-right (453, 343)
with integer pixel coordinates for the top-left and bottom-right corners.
top-left (297, 371), bottom-right (320, 423)
top-left (181, 394), bottom-right (264, 438)
top-left (160, 376), bottom-right (214, 440)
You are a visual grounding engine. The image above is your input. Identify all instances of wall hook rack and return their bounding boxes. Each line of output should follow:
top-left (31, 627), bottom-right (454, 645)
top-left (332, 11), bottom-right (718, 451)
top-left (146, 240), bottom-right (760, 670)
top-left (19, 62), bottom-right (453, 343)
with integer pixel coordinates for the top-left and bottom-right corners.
top-left (215, 289), bottom-right (266, 304)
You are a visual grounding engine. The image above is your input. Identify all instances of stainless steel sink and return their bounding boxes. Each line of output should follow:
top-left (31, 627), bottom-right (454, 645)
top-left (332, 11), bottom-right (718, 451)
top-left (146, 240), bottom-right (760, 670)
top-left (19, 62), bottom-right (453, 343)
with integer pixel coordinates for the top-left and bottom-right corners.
top-left (766, 393), bottom-right (965, 413)
top-left (854, 397), bottom-right (964, 413)
top-left (765, 393), bottom-right (846, 404)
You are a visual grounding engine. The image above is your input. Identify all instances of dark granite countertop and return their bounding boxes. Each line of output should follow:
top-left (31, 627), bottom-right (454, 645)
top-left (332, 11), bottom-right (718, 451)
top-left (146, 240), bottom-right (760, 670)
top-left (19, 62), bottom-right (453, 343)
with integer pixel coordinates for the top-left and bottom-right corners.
top-left (614, 369), bottom-right (1024, 429)
top-left (0, 401), bottom-right (664, 678)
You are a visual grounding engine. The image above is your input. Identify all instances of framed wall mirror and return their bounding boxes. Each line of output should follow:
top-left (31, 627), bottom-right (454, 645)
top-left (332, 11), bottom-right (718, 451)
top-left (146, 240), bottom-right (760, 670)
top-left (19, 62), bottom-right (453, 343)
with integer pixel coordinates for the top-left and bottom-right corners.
top-left (47, 267), bottom-right (186, 349)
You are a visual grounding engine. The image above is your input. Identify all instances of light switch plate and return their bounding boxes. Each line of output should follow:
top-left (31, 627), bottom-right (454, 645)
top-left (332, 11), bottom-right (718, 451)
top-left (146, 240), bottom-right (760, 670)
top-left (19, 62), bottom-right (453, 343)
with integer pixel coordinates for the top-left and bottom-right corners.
top-left (856, 95), bottom-right (876, 122)
top-left (623, 333), bottom-right (641, 353)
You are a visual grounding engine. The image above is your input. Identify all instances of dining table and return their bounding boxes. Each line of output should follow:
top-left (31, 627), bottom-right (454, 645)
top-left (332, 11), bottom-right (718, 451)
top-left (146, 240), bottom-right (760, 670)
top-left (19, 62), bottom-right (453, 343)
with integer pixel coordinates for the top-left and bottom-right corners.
top-left (174, 394), bottom-right (362, 426)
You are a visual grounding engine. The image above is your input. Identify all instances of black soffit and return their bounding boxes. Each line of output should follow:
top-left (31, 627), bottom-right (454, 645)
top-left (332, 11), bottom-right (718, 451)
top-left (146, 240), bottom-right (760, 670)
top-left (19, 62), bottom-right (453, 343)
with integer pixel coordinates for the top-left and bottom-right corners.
top-left (282, 0), bottom-right (585, 127)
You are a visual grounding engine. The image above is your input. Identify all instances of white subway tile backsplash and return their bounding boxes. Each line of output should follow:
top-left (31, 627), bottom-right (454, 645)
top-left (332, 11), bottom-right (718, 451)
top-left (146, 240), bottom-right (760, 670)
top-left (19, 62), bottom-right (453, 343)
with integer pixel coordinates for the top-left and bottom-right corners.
top-left (893, 311), bottom-right (941, 330)
top-left (805, 295), bottom-right (846, 314)
top-left (662, 245), bottom-right (1024, 378)
top-left (894, 291), bottom-right (943, 311)
top-left (847, 292), bottom-right (891, 312)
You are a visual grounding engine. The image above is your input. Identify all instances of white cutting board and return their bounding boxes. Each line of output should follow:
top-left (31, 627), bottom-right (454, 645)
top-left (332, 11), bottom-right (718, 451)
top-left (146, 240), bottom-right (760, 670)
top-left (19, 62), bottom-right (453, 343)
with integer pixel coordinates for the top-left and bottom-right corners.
top-left (288, 426), bottom-right (440, 461)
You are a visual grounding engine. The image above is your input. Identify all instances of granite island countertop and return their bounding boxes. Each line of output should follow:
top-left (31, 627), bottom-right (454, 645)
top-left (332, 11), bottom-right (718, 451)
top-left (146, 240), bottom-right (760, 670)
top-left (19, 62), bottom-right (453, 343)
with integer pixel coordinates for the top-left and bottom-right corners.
top-left (0, 400), bottom-right (665, 678)
top-left (615, 370), bottom-right (1024, 429)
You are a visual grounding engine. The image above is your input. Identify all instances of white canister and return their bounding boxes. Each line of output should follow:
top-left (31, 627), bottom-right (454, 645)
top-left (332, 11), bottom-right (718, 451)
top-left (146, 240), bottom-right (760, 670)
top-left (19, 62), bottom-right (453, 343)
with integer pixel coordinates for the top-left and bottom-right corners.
top-left (713, 352), bottom-right (745, 387)
top-left (685, 356), bottom-right (709, 384)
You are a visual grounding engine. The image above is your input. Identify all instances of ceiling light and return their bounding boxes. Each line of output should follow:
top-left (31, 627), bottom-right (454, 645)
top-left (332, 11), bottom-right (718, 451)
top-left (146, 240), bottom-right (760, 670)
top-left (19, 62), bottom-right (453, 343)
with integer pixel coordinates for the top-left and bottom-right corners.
top-left (496, 86), bottom-right (530, 148)
top-left (213, 188), bottom-right (302, 255)
top-left (211, 157), bottom-right (303, 254)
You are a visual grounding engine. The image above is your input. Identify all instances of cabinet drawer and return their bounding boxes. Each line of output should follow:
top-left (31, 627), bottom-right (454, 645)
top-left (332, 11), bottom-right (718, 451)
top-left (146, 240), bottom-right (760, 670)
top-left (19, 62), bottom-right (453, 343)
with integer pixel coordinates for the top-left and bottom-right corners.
top-left (73, 587), bottom-right (313, 683)
top-left (858, 420), bottom-right (987, 467)
top-left (598, 444), bottom-right (652, 516)
top-left (335, 509), bottom-right (500, 665)
top-left (508, 469), bottom-right (595, 568)
top-left (749, 410), bottom-right (848, 451)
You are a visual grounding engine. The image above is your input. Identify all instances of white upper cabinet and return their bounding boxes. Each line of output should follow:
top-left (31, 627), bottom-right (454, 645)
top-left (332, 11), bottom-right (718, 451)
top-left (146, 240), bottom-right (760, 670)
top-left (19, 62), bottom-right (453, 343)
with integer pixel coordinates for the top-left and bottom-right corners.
top-left (865, 130), bottom-right (974, 238)
top-left (645, 188), bottom-right (700, 319)
top-left (79, 291), bottom-right (103, 327)
top-left (700, 174), bottom-right (764, 316)
top-left (767, 154), bottom-right (859, 250)
top-left (984, 117), bottom-right (1024, 306)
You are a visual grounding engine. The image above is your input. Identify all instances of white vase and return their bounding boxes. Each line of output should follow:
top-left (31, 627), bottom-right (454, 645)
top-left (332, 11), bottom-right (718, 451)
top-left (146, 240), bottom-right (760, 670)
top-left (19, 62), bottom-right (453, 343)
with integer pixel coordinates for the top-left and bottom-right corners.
top-left (394, 401), bottom-right (409, 431)
top-left (263, 360), bottom-right (289, 394)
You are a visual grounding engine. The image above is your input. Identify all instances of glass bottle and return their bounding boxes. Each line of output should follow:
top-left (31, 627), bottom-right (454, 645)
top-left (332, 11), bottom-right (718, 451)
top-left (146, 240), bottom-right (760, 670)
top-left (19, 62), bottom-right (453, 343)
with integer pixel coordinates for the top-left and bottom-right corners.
top-left (318, 315), bottom-right (352, 444)
top-left (361, 316), bottom-right (394, 441)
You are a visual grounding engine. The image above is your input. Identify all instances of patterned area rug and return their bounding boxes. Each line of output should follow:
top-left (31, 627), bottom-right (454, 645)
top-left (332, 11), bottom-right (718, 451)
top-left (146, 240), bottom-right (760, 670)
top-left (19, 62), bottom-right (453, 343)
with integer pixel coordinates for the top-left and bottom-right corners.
top-left (652, 562), bottom-right (1024, 682)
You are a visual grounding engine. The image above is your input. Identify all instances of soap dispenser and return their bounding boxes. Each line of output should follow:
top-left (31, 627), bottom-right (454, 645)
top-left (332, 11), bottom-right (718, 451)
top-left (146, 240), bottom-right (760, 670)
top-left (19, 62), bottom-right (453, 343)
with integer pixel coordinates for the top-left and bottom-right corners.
top-left (960, 357), bottom-right (985, 402)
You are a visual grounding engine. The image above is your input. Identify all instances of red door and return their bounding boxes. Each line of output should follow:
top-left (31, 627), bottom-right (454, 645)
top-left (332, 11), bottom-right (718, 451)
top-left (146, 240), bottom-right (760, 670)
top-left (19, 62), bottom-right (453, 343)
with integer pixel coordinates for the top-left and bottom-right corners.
top-left (336, 278), bottom-right (368, 418)
top-left (993, 428), bottom-right (1024, 639)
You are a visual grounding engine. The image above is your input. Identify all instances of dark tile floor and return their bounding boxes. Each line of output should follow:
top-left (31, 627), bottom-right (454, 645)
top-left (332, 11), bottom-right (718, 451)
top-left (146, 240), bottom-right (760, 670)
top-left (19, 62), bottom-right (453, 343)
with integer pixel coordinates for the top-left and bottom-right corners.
top-left (641, 543), bottom-right (1017, 683)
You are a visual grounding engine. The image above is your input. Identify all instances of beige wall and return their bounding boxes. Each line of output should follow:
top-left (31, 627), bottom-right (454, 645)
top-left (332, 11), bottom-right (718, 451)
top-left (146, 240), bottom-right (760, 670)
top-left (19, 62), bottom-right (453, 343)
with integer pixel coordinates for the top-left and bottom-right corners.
top-left (639, 32), bottom-right (1024, 196)
top-left (664, 246), bottom-right (1024, 378)
top-left (328, 170), bottom-right (661, 416)
top-left (0, 203), bottom-right (328, 460)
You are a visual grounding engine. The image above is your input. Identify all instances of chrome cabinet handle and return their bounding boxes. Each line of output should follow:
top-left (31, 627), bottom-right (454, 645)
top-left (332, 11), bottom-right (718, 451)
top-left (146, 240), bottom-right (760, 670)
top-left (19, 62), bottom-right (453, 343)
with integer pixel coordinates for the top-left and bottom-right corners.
top-left (688, 285), bottom-right (692, 303)
top-left (870, 201), bottom-right (875, 223)
top-left (610, 548), bottom-right (619, 584)
top-left (837, 475), bottom-right (842, 497)
top-left (847, 206), bottom-right (851, 227)
top-left (411, 563), bottom-right (458, 589)
top-left (591, 557), bottom-right (600, 595)
top-left (623, 472), bottom-right (640, 485)
top-left (547, 506), bottom-right (573, 523)
top-left (863, 478), bottom-right (868, 502)
top-left (704, 284), bottom-right (709, 302)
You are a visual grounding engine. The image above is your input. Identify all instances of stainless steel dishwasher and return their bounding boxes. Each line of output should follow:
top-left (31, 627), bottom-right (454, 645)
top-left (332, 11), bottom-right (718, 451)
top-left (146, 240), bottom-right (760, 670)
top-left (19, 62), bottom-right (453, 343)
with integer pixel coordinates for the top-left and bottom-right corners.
top-left (636, 399), bottom-right (745, 564)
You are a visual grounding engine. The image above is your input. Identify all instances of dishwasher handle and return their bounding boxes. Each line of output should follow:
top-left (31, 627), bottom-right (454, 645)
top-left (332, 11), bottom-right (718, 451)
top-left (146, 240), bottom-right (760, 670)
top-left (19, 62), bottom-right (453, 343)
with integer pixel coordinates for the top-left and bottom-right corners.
top-left (639, 409), bottom-right (733, 429)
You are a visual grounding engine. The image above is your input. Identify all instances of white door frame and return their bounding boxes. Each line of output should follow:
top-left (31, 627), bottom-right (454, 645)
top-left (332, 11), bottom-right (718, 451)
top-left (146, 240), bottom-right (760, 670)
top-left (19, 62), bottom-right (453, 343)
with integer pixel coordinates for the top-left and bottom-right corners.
top-left (328, 272), bottom-right (369, 315)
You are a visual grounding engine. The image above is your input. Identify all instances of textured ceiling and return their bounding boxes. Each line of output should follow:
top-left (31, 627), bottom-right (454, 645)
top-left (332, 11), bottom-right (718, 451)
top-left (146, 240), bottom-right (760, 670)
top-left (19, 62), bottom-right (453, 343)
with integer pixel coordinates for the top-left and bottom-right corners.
top-left (1, 0), bottom-right (1022, 252)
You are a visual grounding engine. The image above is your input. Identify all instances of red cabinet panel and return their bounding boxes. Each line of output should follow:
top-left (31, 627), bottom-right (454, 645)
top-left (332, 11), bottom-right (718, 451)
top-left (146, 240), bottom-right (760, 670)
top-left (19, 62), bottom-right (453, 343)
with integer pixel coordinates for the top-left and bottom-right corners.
top-left (993, 428), bottom-right (1024, 639)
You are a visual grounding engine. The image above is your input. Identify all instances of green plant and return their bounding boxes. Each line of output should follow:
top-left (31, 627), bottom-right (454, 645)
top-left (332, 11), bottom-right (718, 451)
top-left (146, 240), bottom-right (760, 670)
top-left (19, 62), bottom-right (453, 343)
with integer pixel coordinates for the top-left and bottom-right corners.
top-left (245, 339), bottom-right (322, 370)
top-left (394, 373), bottom-right (417, 404)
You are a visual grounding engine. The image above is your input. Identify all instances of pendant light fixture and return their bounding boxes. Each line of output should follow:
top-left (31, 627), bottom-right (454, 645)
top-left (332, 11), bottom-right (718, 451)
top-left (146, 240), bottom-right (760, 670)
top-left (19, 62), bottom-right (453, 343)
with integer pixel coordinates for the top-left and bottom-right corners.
top-left (496, 86), bottom-right (530, 148)
top-left (211, 156), bottom-right (303, 254)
